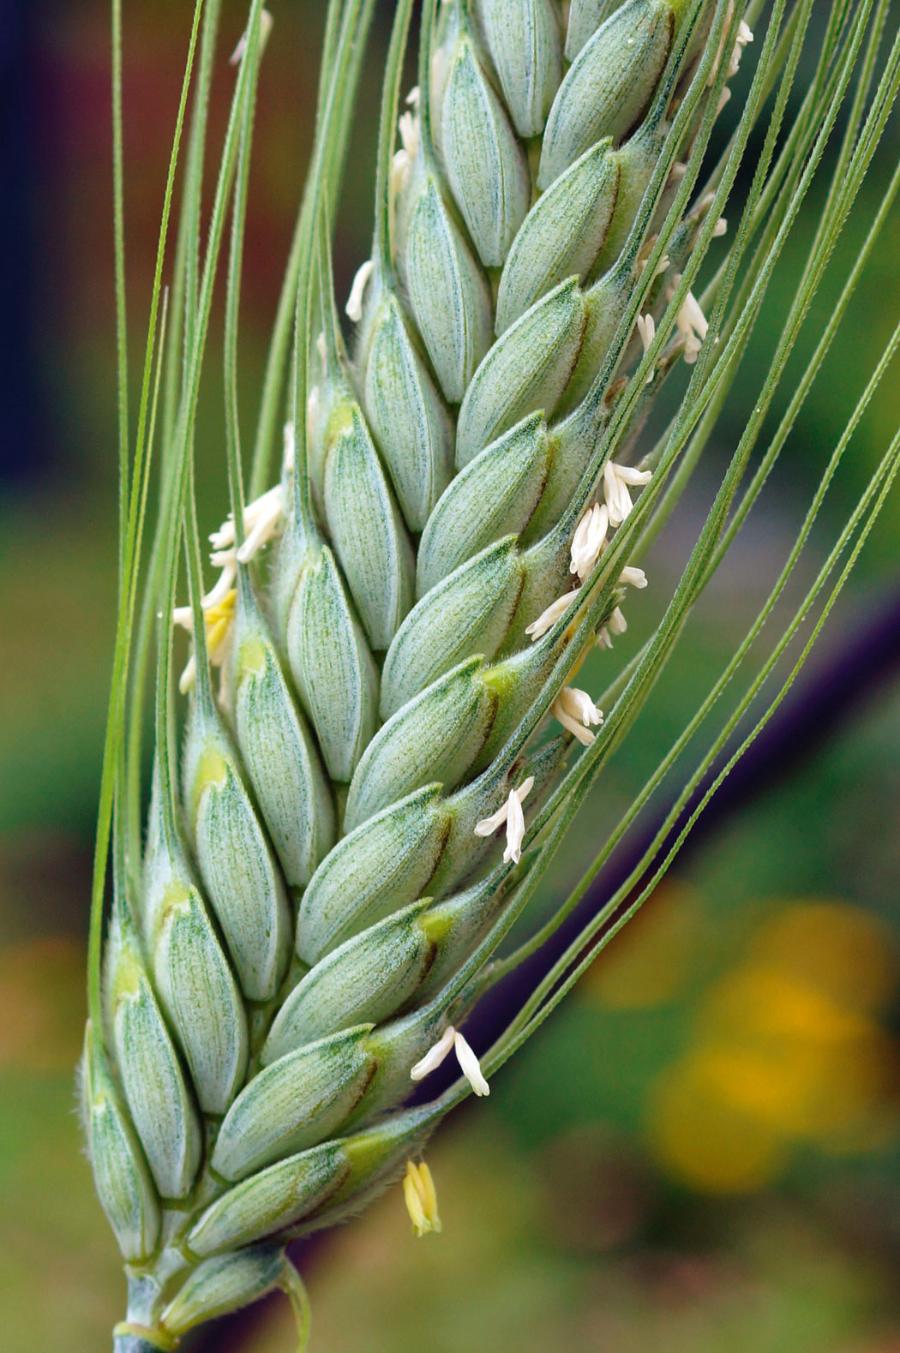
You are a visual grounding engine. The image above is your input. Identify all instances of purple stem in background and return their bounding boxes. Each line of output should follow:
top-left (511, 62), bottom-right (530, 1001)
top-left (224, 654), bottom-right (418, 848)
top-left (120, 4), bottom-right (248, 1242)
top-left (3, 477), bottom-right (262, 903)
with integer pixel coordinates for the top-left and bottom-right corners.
top-left (185, 587), bottom-right (900, 1352)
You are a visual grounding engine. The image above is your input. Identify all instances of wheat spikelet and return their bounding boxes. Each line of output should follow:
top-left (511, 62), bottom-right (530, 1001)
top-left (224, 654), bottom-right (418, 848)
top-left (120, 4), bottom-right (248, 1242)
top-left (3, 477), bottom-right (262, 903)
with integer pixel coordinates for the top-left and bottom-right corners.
top-left (82, 0), bottom-right (899, 1346)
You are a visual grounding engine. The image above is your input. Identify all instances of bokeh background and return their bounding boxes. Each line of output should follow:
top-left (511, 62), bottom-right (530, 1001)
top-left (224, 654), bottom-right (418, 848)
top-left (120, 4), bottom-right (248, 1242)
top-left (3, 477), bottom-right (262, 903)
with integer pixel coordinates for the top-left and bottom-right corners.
top-left (1, 3), bottom-right (898, 1350)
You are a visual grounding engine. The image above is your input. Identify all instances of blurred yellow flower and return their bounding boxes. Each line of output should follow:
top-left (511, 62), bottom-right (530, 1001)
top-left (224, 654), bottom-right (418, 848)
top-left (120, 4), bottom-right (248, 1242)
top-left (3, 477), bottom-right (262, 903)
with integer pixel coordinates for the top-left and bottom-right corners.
top-left (649, 1050), bottom-right (788, 1193)
top-left (646, 900), bottom-right (897, 1192)
top-left (747, 900), bottom-right (897, 1014)
top-left (698, 964), bottom-right (870, 1048)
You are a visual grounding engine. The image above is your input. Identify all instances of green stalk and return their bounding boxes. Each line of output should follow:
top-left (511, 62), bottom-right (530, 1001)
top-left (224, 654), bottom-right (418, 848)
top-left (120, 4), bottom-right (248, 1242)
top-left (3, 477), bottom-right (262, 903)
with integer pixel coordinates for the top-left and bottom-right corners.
top-left (125, 1), bottom-right (223, 871)
top-left (88, 0), bottom-right (207, 1031)
top-left (249, 1), bottom-right (376, 496)
top-left (111, 0), bottom-right (128, 569)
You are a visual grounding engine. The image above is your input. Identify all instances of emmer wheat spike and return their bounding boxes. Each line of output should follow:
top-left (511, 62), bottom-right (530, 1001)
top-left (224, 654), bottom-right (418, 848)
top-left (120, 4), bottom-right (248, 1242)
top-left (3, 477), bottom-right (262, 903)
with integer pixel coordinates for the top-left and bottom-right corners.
top-left (83, 0), bottom-right (899, 1347)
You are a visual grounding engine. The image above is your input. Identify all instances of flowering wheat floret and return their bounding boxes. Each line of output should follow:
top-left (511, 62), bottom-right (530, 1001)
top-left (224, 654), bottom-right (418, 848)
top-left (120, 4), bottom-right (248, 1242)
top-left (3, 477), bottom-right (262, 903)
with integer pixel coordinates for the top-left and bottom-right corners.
top-left (80, 0), bottom-right (898, 1346)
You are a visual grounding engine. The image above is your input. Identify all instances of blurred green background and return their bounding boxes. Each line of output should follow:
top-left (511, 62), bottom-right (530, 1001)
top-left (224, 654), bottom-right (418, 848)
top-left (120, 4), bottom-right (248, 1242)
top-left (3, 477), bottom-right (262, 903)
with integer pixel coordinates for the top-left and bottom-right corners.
top-left (1, 3), bottom-right (897, 1350)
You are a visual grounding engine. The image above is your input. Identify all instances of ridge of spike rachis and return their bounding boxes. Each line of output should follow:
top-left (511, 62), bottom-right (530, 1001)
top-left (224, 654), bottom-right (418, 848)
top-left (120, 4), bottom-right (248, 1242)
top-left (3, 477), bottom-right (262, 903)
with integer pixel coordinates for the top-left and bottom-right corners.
top-left (90, 1), bottom-right (761, 1344)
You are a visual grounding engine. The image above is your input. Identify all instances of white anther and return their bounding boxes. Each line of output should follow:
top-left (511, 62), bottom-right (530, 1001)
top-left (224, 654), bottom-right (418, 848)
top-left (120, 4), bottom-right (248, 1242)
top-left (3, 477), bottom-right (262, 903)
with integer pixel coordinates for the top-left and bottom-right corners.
top-left (670, 275), bottom-right (708, 365)
top-left (398, 109), bottom-right (420, 159)
top-left (236, 486), bottom-right (284, 564)
top-left (620, 566), bottom-right (648, 589)
top-left (524, 588), bottom-right (581, 642)
top-left (552, 686), bottom-right (604, 746)
top-left (173, 579), bottom-right (237, 698)
top-left (640, 252), bottom-right (670, 279)
top-left (346, 259), bottom-right (375, 323)
top-left (598, 606), bottom-right (628, 649)
top-left (636, 313), bottom-right (656, 383)
top-left (570, 502), bottom-right (609, 581)
top-left (503, 787), bottom-right (526, 864)
top-left (452, 1031), bottom-right (490, 1097)
top-left (604, 461), bottom-right (652, 528)
top-left (608, 606), bottom-right (628, 635)
top-left (178, 654), bottom-right (197, 694)
top-left (410, 1026), bottom-right (490, 1097)
top-left (474, 776), bottom-right (535, 865)
top-left (636, 313), bottom-right (655, 354)
top-left (409, 1025), bottom-right (455, 1080)
top-left (728, 20), bottom-right (754, 77)
top-left (202, 562), bottom-right (238, 611)
top-left (208, 483), bottom-right (285, 570)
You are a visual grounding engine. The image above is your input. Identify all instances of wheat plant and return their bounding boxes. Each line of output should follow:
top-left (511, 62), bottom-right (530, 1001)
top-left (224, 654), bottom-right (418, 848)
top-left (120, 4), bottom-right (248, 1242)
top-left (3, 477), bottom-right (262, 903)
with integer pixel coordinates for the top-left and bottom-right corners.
top-left (81, 0), bottom-right (898, 1347)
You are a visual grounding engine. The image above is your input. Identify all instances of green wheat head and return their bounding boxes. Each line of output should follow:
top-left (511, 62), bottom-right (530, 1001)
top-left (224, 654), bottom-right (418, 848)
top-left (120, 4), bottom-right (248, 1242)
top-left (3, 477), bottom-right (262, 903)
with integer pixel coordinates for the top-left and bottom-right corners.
top-left (81, 0), bottom-right (898, 1347)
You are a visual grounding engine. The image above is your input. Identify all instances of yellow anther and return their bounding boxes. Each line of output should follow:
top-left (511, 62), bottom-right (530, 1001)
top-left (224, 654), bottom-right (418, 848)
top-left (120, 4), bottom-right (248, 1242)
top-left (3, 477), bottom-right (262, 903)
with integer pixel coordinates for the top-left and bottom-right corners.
top-left (204, 589), bottom-right (237, 666)
top-left (402, 1159), bottom-right (441, 1237)
top-left (175, 588), bottom-right (238, 695)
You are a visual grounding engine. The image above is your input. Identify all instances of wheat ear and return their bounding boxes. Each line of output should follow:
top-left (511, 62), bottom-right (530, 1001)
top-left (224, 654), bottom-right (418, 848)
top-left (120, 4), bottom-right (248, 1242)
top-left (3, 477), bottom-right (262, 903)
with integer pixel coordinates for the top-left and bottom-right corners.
top-left (83, 0), bottom-right (899, 1347)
